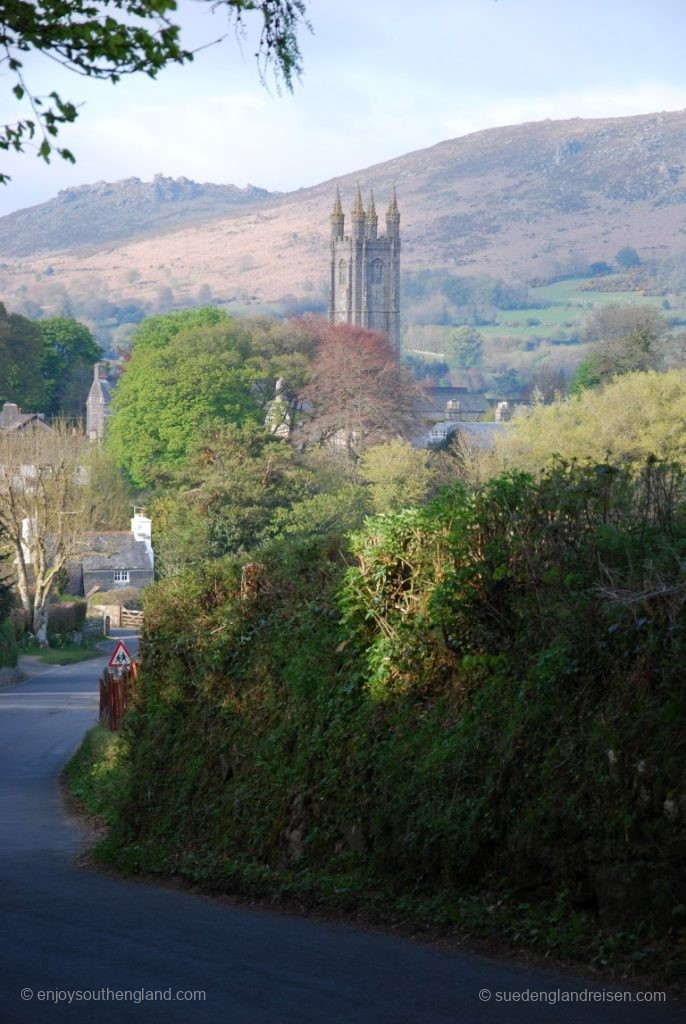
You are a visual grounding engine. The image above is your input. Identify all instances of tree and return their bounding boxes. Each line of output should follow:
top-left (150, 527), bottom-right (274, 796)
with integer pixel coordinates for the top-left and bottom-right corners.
top-left (38, 316), bottom-right (102, 418)
top-left (0, 0), bottom-right (308, 182)
top-left (570, 304), bottom-right (669, 393)
top-left (567, 358), bottom-right (600, 397)
top-left (107, 309), bottom-right (258, 486)
top-left (359, 440), bottom-right (436, 512)
top-left (107, 309), bottom-right (312, 487)
top-left (615, 246), bottom-right (641, 270)
top-left (589, 260), bottom-right (613, 277)
top-left (486, 370), bottom-right (686, 477)
top-left (0, 303), bottom-right (49, 410)
top-left (154, 422), bottom-right (316, 572)
top-left (296, 318), bottom-right (423, 459)
top-left (0, 533), bottom-right (16, 669)
top-left (443, 326), bottom-right (484, 369)
top-left (151, 420), bottom-right (371, 576)
top-left (0, 422), bottom-right (99, 643)
top-left (583, 304), bottom-right (668, 349)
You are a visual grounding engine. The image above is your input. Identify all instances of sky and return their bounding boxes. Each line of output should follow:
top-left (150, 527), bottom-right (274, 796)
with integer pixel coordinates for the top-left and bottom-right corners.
top-left (2, 0), bottom-right (686, 216)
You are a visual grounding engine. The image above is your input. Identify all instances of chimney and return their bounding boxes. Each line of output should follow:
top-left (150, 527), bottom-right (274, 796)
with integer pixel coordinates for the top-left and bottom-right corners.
top-left (94, 361), bottom-right (108, 381)
top-left (131, 511), bottom-right (151, 542)
top-left (131, 510), bottom-right (154, 570)
top-left (1, 402), bottom-right (21, 427)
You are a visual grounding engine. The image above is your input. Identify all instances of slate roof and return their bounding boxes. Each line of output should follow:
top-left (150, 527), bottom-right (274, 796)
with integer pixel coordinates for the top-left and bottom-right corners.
top-left (457, 421), bottom-right (506, 449)
top-left (427, 420), bottom-right (505, 450)
top-left (88, 378), bottom-right (113, 404)
top-left (483, 389), bottom-right (530, 404)
top-left (420, 387), bottom-right (489, 418)
top-left (81, 532), bottom-right (153, 572)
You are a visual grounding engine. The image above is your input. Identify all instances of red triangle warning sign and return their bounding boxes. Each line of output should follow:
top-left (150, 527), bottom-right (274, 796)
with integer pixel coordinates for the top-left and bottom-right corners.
top-left (108, 640), bottom-right (133, 668)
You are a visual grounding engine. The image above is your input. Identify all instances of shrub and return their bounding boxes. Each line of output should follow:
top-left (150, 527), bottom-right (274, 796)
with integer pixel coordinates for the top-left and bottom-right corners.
top-left (9, 607), bottom-right (29, 640)
top-left (88, 588), bottom-right (145, 610)
top-left (0, 620), bottom-right (17, 667)
top-left (47, 601), bottom-right (87, 635)
top-left (82, 461), bottom-right (686, 979)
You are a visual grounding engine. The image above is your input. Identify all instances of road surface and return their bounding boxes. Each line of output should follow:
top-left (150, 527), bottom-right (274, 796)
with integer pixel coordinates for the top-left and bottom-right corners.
top-left (0, 636), bottom-right (683, 1023)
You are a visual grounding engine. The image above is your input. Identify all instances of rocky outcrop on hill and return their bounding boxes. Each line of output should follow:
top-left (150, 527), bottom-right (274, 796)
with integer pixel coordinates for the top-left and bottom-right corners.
top-left (0, 174), bottom-right (275, 256)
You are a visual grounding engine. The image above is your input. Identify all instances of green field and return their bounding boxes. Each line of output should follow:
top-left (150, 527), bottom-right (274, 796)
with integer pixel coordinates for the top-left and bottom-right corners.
top-left (479, 277), bottom-right (677, 342)
top-left (531, 278), bottom-right (667, 307)
top-left (402, 274), bottom-right (686, 386)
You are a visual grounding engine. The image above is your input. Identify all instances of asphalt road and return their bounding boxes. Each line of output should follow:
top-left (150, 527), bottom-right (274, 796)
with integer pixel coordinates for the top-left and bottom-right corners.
top-left (0, 635), bottom-right (683, 1024)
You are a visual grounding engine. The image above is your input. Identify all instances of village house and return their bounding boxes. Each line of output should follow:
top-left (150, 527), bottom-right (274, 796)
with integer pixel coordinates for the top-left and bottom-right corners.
top-left (77, 511), bottom-right (154, 595)
top-left (39, 511), bottom-right (156, 598)
top-left (0, 402), bottom-right (48, 433)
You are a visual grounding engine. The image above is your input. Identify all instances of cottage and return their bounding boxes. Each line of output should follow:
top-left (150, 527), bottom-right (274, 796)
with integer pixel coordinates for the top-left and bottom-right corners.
top-left (79, 512), bottom-right (154, 595)
top-left (0, 402), bottom-right (48, 433)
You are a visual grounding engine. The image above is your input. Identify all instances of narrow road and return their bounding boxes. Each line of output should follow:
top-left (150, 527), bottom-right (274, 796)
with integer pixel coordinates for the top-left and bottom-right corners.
top-left (0, 640), bottom-right (683, 1024)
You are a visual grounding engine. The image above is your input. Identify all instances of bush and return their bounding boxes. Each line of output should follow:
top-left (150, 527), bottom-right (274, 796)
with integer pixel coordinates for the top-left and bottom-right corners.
top-left (88, 588), bottom-right (144, 610)
top-left (0, 620), bottom-right (17, 667)
top-left (47, 601), bottom-right (87, 636)
top-left (82, 462), bottom-right (686, 979)
top-left (9, 607), bottom-right (29, 640)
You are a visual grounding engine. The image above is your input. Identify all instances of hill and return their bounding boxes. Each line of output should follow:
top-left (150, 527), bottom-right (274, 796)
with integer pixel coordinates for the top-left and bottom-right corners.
top-left (0, 175), bottom-right (276, 258)
top-left (3, 110), bottom-right (686, 338)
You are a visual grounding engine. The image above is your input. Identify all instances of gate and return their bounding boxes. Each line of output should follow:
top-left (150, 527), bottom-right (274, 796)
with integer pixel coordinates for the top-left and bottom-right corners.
top-left (121, 607), bottom-right (144, 629)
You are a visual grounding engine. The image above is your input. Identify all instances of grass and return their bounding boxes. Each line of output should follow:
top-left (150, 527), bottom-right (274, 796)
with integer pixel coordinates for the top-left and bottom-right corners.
top-left (407, 277), bottom-right (686, 354)
top-left (63, 724), bottom-right (129, 825)
top-left (530, 277), bottom-right (671, 308)
top-left (28, 636), bottom-right (104, 665)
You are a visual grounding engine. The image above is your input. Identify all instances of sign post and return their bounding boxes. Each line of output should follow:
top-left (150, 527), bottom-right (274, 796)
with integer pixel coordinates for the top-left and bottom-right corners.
top-left (108, 640), bottom-right (133, 670)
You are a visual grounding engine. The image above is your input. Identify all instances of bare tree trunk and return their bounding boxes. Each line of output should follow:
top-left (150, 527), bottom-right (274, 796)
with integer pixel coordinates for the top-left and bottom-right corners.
top-left (11, 538), bottom-right (31, 614)
top-left (32, 601), bottom-right (49, 647)
top-left (33, 565), bottom-right (59, 648)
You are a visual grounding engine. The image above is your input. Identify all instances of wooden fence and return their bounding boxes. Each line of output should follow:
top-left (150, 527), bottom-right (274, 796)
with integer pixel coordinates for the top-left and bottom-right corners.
top-left (99, 661), bottom-right (139, 732)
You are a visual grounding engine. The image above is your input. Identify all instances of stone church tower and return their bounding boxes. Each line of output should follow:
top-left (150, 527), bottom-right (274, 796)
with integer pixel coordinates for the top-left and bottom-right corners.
top-left (328, 184), bottom-right (400, 352)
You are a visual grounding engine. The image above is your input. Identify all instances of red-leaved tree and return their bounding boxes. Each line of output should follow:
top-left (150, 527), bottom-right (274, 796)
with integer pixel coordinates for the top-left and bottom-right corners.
top-left (295, 318), bottom-right (424, 459)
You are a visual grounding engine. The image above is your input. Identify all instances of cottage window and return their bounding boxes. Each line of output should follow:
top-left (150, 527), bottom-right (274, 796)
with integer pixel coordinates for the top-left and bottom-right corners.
top-left (113, 570), bottom-right (130, 584)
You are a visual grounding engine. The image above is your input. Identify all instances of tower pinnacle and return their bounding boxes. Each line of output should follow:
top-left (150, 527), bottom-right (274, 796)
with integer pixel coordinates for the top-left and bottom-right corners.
top-left (385, 185), bottom-right (400, 238)
top-left (351, 181), bottom-right (366, 240)
top-left (330, 185), bottom-right (344, 239)
top-left (366, 189), bottom-right (378, 239)
top-left (351, 182), bottom-right (365, 219)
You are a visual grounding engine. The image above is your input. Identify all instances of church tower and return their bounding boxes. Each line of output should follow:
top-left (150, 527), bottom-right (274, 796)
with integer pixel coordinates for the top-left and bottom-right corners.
top-left (329, 185), bottom-right (400, 352)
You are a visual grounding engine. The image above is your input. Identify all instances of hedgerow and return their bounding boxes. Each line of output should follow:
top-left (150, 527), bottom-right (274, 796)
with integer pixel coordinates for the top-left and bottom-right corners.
top-left (74, 461), bottom-right (686, 978)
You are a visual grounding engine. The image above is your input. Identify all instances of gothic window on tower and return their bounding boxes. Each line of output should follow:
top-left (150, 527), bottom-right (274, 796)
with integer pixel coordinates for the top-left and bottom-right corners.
top-left (339, 259), bottom-right (347, 285)
top-left (371, 259), bottom-right (384, 283)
